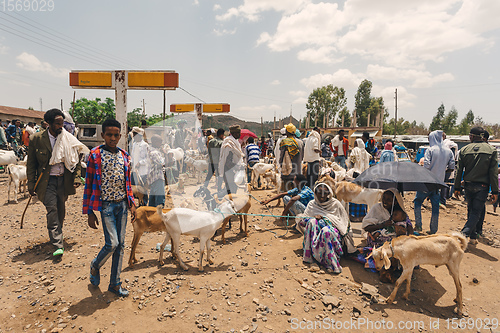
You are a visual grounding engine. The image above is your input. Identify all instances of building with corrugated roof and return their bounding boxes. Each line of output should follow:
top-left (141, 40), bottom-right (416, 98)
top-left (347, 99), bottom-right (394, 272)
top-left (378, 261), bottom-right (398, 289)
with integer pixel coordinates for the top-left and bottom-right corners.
top-left (0, 105), bottom-right (45, 126)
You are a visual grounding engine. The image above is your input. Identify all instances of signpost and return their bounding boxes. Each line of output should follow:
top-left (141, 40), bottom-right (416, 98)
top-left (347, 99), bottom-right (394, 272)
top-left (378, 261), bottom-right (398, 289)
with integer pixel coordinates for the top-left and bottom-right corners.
top-left (170, 103), bottom-right (230, 124)
top-left (69, 70), bottom-right (179, 149)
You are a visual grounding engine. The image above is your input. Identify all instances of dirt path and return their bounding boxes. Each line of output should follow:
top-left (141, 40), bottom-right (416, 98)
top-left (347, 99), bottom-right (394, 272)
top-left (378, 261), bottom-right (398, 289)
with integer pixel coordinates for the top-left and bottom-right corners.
top-left (0, 173), bottom-right (499, 333)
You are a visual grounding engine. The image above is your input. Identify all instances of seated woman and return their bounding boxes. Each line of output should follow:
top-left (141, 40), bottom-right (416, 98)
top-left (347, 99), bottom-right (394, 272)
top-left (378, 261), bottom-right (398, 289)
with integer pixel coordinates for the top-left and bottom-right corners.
top-left (297, 183), bottom-right (357, 274)
top-left (361, 188), bottom-right (413, 248)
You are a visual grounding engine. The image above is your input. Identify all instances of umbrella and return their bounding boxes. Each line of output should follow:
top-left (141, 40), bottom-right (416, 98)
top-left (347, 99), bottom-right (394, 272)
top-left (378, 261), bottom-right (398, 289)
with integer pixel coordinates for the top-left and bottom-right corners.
top-left (353, 161), bottom-right (447, 192)
top-left (240, 129), bottom-right (258, 142)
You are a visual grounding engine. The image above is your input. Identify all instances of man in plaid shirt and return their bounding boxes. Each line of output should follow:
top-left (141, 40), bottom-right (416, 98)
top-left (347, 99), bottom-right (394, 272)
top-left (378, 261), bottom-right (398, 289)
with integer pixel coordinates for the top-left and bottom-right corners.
top-left (83, 118), bottom-right (135, 297)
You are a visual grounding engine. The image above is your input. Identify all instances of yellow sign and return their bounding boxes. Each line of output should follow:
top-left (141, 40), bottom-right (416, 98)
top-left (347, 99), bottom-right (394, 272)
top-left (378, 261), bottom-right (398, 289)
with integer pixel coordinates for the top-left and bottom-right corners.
top-left (203, 104), bottom-right (230, 113)
top-left (170, 104), bottom-right (195, 113)
top-left (128, 72), bottom-right (179, 89)
top-left (70, 72), bottom-right (112, 87)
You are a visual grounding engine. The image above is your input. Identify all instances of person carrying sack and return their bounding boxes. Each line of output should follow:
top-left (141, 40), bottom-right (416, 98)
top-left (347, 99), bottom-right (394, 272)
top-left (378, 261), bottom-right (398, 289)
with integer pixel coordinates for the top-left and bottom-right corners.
top-left (279, 123), bottom-right (304, 192)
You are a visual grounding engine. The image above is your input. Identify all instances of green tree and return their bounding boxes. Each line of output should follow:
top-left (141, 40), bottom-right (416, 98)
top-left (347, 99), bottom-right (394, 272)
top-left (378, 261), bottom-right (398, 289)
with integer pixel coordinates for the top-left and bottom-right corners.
top-left (429, 103), bottom-right (445, 131)
top-left (305, 85), bottom-right (334, 127)
top-left (442, 106), bottom-right (458, 134)
top-left (126, 107), bottom-right (145, 128)
top-left (354, 79), bottom-right (372, 126)
top-left (457, 110), bottom-right (474, 134)
top-left (73, 97), bottom-right (116, 124)
top-left (336, 107), bottom-right (351, 127)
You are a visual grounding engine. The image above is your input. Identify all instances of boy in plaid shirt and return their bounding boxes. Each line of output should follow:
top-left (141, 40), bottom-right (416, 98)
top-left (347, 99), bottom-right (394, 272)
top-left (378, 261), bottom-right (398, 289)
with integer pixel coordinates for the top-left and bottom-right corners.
top-left (83, 118), bottom-right (136, 297)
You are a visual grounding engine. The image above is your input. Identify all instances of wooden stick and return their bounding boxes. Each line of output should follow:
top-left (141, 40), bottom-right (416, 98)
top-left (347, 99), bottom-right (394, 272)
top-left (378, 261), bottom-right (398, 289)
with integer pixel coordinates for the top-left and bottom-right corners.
top-left (21, 169), bottom-right (44, 229)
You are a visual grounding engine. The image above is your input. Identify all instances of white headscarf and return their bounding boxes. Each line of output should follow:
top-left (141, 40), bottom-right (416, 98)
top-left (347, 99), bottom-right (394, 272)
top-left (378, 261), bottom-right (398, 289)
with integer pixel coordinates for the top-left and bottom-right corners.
top-left (303, 183), bottom-right (350, 236)
top-left (348, 138), bottom-right (371, 173)
top-left (361, 188), bottom-right (405, 231)
top-left (218, 134), bottom-right (244, 175)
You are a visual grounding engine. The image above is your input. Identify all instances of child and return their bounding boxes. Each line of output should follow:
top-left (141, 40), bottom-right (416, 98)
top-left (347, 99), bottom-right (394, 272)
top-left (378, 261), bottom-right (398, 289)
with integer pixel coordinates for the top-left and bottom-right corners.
top-left (83, 119), bottom-right (136, 297)
top-left (391, 209), bottom-right (414, 236)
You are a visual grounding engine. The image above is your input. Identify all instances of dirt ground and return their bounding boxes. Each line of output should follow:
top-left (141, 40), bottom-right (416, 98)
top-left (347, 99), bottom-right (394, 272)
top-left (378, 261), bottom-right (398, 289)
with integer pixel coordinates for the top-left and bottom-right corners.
top-left (0, 171), bottom-right (499, 333)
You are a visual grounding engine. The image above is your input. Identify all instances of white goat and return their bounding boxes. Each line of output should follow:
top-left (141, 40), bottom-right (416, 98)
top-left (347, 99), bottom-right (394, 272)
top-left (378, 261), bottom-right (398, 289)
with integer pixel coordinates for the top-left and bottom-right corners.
top-left (0, 150), bottom-right (17, 170)
top-left (249, 162), bottom-right (275, 189)
top-left (7, 164), bottom-right (27, 203)
top-left (156, 200), bottom-right (236, 272)
top-left (192, 159), bottom-right (208, 182)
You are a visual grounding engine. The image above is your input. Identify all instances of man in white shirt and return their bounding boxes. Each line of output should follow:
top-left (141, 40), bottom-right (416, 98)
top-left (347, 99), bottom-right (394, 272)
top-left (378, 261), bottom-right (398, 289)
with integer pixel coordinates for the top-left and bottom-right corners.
top-left (129, 127), bottom-right (150, 205)
top-left (303, 127), bottom-right (321, 187)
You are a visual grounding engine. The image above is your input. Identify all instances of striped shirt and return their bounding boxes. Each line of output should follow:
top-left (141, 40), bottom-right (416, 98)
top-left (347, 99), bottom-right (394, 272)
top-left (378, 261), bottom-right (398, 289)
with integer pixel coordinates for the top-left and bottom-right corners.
top-left (82, 145), bottom-right (135, 214)
top-left (245, 143), bottom-right (261, 164)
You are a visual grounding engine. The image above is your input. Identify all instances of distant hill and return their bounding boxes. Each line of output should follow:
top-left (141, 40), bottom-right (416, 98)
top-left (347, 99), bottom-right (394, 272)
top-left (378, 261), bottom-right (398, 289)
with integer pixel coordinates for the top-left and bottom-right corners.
top-left (202, 114), bottom-right (300, 137)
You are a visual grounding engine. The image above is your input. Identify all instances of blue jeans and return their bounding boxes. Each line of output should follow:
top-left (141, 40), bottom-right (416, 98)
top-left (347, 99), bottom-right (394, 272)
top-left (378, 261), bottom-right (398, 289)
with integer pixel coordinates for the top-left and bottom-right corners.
top-left (414, 190), bottom-right (440, 234)
top-left (91, 200), bottom-right (128, 288)
top-left (335, 155), bottom-right (346, 169)
top-left (440, 172), bottom-right (453, 205)
top-left (283, 195), bottom-right (306, 216)
top-left (462, 182), bottom-right (489, 239)
top-left (149, 179), bottom-right (165, 207)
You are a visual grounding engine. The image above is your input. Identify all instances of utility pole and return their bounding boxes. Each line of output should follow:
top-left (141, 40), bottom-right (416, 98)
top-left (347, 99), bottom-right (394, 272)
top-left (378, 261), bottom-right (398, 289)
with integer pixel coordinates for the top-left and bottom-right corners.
top-left (163, 90), bottom-right (166, 128)
top-left (60, 99), bottom-right (63, 111)
top-left (40, 98), bottom-right (42, 112)
top-left (261, 116), bottom-right (263, 137)
top-left (71, 91), bottom-right (76, 118)
top-left (142, 99), bottom-right (146, 118)
top-left (394, 88), bottom-right (398, 139)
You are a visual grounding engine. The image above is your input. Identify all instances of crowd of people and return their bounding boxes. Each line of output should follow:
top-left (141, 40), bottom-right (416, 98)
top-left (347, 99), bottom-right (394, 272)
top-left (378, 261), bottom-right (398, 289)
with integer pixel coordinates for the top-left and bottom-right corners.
top-left (18, 108), bottom-right (499, 296)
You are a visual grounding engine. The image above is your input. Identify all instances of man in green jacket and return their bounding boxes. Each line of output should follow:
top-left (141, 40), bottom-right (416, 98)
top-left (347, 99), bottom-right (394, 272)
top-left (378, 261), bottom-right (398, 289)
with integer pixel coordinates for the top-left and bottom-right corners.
top-left (454, 126), bottom-right (498, 243)
top-left (27, 109), bottom-right (81, 257)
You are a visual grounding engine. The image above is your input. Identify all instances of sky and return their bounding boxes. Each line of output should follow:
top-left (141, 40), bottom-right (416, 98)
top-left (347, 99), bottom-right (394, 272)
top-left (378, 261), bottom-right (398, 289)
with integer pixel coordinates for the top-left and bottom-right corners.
top-left (0, 0), bottom-right (499, 126)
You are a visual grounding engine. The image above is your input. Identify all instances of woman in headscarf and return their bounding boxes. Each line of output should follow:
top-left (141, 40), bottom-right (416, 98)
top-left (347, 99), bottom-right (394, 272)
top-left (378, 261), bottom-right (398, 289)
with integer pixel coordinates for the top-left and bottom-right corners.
top-left (361, 188), bottom-right (413, 247)
top-left (347, 138), bottom-right (371, 173)
top-left (279, 123), bottom-right (304, 191)
top-left (379, 141), bottom-right (396, 163)
top-left (297, 183), bottom-right (356, 273)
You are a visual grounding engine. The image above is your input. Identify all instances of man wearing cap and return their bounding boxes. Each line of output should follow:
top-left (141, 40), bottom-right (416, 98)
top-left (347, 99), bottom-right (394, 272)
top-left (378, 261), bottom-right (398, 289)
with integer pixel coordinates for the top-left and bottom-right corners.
top-left (330, 129), bottom-right (349, 169)
top-left (129, 127), bottom-right (150, 206)
top-left (454, 126), bottom-right (498, 244)
top-left (219, 125), bottom-right (245, 195)
top-left (279, 123), bottom-right (304, 191)
top-left (148, 134), bottom-right (165, 207)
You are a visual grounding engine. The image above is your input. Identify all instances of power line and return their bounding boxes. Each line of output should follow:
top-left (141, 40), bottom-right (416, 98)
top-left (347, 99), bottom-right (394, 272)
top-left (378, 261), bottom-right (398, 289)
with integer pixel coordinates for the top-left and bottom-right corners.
top-left (3, 11), bottom-right (140, 69)
top-left (0, 14), bottom-right (123, 68)
top-left (0, 25), bottom-right (110, 67)
top-left (178, 86), bottom-right (207, 103)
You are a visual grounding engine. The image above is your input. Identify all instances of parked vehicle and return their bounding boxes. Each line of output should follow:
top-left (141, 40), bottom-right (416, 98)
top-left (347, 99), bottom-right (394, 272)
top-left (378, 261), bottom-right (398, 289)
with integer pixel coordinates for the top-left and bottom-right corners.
top-left (77, 124), bottom-right (104, 150)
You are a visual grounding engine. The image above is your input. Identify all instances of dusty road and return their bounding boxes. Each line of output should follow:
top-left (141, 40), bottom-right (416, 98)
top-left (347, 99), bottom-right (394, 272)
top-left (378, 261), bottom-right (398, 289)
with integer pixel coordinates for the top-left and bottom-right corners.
top-left (0, 172), bottom-right (499, 333)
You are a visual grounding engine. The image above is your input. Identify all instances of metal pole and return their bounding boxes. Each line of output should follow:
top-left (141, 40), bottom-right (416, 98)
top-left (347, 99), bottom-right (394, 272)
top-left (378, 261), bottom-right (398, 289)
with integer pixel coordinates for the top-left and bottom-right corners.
top-left (114, 70), bottom-right (128, 151)
top-left (163, 90), bottom-right (166, 127)
top-left (71, 91), bottom-right (76, 118)
top-left (394, 88), bottom-right (398, 139)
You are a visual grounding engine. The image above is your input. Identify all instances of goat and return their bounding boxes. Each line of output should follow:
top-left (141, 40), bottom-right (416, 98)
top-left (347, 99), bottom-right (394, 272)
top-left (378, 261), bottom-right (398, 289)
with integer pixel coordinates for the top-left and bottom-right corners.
top-left (214, 190), bottom-right (252, 244)
top-left (261, 169), bottom-right (281, 190)
top-left (128, 206), bottom-right (171, 267)
top-left (131, 184), bottom-right (147, 206)
top-left (334, 181), bottom-right (383, 210)
top-left (192, 159), bottom-right (208, 183)
top-left (156, 200), bottom-right (236, 271)
top-left (368, 233), bottom-right (467, 315)
top-left (7, 164), bottom-right (27, 203)
top-left (249, 162), bottom-right (275, 190)
top-left (0, 150), bottom-right (17, 170)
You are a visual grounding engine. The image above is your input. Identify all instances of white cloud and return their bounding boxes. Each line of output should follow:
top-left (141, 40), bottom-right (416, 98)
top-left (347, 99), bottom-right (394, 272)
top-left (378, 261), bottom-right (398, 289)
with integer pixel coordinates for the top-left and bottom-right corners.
top-left (213, 4), bottom-right (221, 11)
top-left (16, 52), bottom-right (68, 78)
top-left (300, 69), bottom-right (365, 90)
top-left (366, 64), bottom-right (454, 88)
top-left (270, 79), bottom-right (281, 85)
top-left (254, 0), bottom-right (496, 69)
top-left (216, 0), bottom-right (310, 22)
top-left (297, 47), bottom-right (345, 64)
top-left (0, 43), bottom-right (8, 55)
top-left (292, 97), bottom-right (307, 105)
top-left (193, 0), bottom-right (199, 5)
top-left (213, 28), bottom-right (237, 36)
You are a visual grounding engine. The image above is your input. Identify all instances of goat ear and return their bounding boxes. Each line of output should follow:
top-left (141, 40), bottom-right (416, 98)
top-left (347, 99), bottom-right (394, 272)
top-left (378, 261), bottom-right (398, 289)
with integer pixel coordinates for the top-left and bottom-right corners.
top-left (383, 249), bottom-right (392, 270)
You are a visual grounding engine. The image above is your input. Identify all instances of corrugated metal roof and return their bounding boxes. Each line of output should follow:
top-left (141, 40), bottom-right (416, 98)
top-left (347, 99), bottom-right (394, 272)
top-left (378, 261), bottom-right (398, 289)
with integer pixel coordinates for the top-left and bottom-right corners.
top-left (0, 105), bottom-right (45, 119)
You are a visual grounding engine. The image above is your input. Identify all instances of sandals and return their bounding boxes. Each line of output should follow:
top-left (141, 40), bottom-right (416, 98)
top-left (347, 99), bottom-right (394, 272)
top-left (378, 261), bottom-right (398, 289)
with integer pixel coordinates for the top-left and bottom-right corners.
top-left (108, 284), bottom-right (129, 297)
top-left (89, 264), bottom-right (100, 286)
